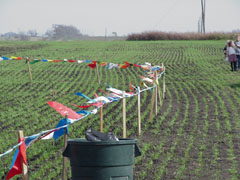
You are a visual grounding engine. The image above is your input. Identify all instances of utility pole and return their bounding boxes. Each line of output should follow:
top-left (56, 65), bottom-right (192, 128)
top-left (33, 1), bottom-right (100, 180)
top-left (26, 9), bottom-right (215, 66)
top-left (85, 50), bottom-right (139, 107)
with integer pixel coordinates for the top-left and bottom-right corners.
top-left (201, 0), bottom-right (206, 34)
top-left (198, 17), bottom-right (201, 33)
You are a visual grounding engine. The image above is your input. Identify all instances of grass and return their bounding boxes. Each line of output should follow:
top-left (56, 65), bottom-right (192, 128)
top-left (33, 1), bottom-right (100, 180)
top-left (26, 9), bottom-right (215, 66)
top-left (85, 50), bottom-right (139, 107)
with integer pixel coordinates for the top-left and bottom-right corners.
top-left (0, 40), bottom-right (240, 180)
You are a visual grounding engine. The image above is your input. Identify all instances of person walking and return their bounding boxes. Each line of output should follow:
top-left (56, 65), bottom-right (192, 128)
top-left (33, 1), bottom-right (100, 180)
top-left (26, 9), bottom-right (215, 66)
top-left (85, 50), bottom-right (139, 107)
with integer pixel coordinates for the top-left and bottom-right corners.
top-left (234, 34), bottom-right (240, 69)
top-left (227, 40), bottom-right (237, 71)
top-left (223, 40), bottom-right (230, 62)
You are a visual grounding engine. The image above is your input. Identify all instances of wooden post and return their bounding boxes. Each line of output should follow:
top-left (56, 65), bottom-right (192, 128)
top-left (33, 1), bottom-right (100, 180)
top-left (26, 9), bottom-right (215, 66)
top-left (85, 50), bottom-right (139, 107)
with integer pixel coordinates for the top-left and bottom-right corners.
top-left (156, 68), bottom-right (162, 107)
top-left (26, 57), bottom-right (32, 83)
top-left (155, 72), bottom-right (158, 116)
top-left (157, 83), bottom-right (162, 107)
top-left (149, 86), bottom-right (156, 122)
top-left (162, 63), bottom-right (166, 99)
top-left (100, 102), bottom-right (103, 132)
top-left (62, 116), bottom-right (68, 180)
top-left (18, 130), bottom-right (28, 180)
top-left (96, 63), bottom-right (100, 85)
top-left (122, 91), bottom-right (126, 138)
top-left (137, 87), bottom-right (141, 136)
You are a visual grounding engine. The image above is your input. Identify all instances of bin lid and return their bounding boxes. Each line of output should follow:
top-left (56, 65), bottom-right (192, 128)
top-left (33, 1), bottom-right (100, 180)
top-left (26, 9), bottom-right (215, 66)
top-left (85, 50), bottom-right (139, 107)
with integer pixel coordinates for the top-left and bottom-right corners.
top-left (67, 138), bottom-right (138, 145)
top-left (63, 138), bottom-right (141, 159)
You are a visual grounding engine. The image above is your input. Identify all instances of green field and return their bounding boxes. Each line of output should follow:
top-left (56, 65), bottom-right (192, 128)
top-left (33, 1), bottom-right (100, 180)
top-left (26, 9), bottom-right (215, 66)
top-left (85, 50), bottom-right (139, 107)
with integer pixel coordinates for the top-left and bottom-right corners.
top-left (1, 40), bottom-right (240, 180)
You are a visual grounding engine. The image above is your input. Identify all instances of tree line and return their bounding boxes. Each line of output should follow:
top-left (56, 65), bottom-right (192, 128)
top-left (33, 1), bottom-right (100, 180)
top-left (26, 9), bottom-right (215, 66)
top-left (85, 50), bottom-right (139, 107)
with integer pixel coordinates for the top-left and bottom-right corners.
top-left (0, 24), bottom-right (83, 41)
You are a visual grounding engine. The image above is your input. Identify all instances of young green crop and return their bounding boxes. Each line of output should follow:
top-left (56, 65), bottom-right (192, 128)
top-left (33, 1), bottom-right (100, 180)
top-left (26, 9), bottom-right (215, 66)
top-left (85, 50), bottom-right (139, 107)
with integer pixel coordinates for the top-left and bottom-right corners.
top-left (1, 40), bottom-right (240, 179)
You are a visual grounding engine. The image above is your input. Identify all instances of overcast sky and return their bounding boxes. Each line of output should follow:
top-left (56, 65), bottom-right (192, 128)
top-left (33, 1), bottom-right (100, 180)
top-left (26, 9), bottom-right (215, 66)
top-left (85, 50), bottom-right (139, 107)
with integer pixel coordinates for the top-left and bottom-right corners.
top-left (0, 0), bottom-right (239, 36)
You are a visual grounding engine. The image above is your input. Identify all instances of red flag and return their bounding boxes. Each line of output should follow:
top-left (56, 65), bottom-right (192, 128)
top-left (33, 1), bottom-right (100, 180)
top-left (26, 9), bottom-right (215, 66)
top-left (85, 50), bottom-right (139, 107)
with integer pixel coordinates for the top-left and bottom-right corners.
top-left (72, 103), bottom-right (93, 109)
top-left (100, 62), bottom-right (108, 66)
top-left (68, 60), bottom-right (76, 63)
top-left (17, 57), bottom-right (22, 60)
top-left (121, 62), bottom-right (130, 69)
top-left (100, 89), bottom-right (108, 95)
top-left (88, 61), bottom-right (97, 69)
top-left (48, 101), bottom-right (82, 119)
top-left (129, 82), bottom-right (134, 91)
top-left (6, 137), bottom-right (27, 180)
top-left (54, 60), bottom-right (62, 63)
top-left (133, 64), bottom-right (141, 67)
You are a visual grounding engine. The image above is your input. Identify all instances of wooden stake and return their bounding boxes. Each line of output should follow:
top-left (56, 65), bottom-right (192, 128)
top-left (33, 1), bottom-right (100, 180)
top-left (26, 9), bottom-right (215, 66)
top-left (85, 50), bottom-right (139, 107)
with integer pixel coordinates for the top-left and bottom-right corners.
top-left (100, 102), bottom-right (103, 132)
top-left (96, 63), bottom-right (100, 85)
top-left (62, 116), bottom-right (68, 180)
top-left (162, 63), bottom-right (166, 99)
top-left (157, 83), bottom-right (162, 107)
top-left (149, 86), bottom-right (156, 122)
top-left (155, 72), bottom-right (158, 116)
top-left (26, 57), bottom-right (32, 83)
top-left (137, 87), bottom-right (141, 136)
top-left (122, 91), bottom-right (126, 138)
top-left (18, 130), bottom-right (28, 180)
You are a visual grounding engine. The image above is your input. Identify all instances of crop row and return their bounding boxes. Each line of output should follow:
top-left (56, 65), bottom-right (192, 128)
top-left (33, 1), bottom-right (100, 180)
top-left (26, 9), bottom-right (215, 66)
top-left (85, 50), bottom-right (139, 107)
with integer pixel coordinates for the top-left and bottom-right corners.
top-left (1, 40), bottom-right (240, 179)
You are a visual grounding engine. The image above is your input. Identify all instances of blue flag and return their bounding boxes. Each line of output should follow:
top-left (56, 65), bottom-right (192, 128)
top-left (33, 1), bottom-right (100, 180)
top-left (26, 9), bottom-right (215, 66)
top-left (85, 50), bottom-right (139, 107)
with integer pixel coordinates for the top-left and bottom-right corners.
top-left (25, 135), bottom-right (38, 148)
top-left (53, 118), bottom-right (71, 141)
top-left (75, 92), bottom-right (96, 102)
top-left (2, 56), bottom-right (10, 60)
top-left (77, 110), bottom-right (90, 115)
top-left (85, 59), bottom-right (92, 63)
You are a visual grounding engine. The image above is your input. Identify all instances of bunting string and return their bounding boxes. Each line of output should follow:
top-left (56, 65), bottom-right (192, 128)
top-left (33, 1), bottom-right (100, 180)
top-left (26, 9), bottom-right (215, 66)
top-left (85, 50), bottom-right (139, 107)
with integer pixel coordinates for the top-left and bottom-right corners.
top-left (0, 56), bottom-right (165, 159)
top-left (0, 56), bottom-right (164, 75)
top-left (0, 80), bottom-right (160, 158)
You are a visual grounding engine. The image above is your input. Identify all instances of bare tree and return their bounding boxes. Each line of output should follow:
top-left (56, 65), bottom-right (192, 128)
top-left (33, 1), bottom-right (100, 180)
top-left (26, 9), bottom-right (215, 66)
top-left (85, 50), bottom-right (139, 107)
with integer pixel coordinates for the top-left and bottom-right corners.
top-left (18, 31), bottom-right (29, 40)
top-left (51, 24), bottom-right (82, 40)
top-left (27, 29), bottom-right (38, 37)
top-left (45, 29), bottom-right (54, 39)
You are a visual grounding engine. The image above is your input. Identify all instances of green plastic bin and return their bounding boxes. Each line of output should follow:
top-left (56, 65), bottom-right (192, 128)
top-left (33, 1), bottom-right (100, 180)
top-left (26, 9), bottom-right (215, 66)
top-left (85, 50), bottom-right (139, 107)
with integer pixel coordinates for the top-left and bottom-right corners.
top-left (63, 138), bottom-right (141, 180)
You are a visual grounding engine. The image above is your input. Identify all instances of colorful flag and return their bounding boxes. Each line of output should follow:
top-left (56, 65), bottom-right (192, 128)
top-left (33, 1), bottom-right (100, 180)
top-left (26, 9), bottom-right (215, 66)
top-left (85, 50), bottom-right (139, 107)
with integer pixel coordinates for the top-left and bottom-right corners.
top-left (77, 60), bottom-right (84, 64)
top-left (2, 56), bottom-right (10, 60)
top-left (121, 62), bottom-right (130, 69)
top-left (77, 110), bottom-right (90, 115)
top-left (140, 76), bottom-right (154, 84)
top-left (25, 135), bottom-right (39, 148)
top-left (75, 92), bottom-right (96, 102)
top-left (72, 103), bottom-right (94, 109)
top-left (133, 64), bottom-right (141, 67)
top-left (90, 96), bottom-right (111, 103)
top-left (48, 101), bottom-right (82, 120)
top-left (106, 63), bottom-right (118, 69)
top-left (129, 82), bottom-right (137, 92)
top-left (106, 88), bottom-right (133, 97)
top-left (85, 59), bottom-right (92, 63)
top-left (10, 56), bottom-right (18, 60)
top-left (53, 118), bottom-right (71, 141)
top-left (72, 102), bottom-right (102, 108)
top-left (100, 62), bottom-right (108, 66)
top-left (54, 60), bottom-right (62, 63)
top-left (30, 60), bottom-right (40, 64)
top-left (88, 61), bottom-right (97, 69)
top-left (6, 137), bottom-right (27, 180)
